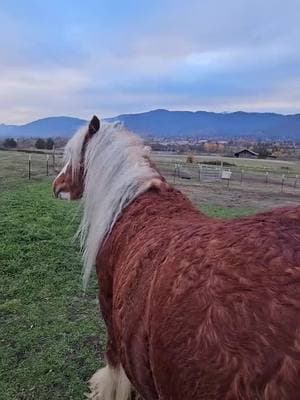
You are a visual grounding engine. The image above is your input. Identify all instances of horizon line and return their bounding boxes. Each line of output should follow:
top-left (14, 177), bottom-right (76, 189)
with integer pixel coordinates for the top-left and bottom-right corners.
top-left (2, 108), bottom-right (300, 126)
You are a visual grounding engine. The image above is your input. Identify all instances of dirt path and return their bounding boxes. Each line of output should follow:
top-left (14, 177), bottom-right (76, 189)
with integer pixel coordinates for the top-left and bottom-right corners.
top-left (175, 181), bottom-right (300, 211)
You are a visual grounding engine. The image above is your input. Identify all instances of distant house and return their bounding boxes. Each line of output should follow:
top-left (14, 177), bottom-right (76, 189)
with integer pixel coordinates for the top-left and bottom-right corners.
top-left (234, 148), bottom-right (259, 159)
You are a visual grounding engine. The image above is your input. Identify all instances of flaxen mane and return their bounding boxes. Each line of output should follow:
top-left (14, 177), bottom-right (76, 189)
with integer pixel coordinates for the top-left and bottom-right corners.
top-left (65, 122), bottom-right (160, 287)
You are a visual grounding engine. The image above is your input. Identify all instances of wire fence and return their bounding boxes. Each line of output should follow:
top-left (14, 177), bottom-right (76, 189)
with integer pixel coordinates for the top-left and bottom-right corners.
top-left (2, 149), bottom-right (300, 195)
top-left (155, 161), bottom-right (300, 193)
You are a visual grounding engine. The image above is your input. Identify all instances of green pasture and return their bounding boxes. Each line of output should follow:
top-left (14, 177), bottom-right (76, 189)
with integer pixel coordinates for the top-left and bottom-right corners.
top-left (0, 179), bottom-right (106, 400)
top-left (1, 150), bottom-right (259, 399)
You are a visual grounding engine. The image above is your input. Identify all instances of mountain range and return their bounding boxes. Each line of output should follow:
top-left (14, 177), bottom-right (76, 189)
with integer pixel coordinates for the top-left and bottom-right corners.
top-left (0, 116), bottom-right (86, 139)
top-left (1, 110), bottom-right (300, 140)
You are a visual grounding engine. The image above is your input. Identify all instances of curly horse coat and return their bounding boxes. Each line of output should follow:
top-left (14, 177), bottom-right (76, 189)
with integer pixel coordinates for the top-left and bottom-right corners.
top-left (53, 116), bottom-right (300, 400)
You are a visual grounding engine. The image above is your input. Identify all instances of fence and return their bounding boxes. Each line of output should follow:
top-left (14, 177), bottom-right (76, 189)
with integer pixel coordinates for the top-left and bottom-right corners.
top-left (26, 151), bottom-right (63, 179)
top-left (157, 161), bottom-right (300, 193)
top-left (2, 149), bottom-right (300, 194)
top-left (0, 149), bottom-right (64, 181)
top-left (173, 163), bottom-right (232, 183)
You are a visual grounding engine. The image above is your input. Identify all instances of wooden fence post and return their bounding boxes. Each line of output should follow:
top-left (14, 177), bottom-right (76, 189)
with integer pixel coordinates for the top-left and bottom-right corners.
top-left (46, 155), bottom-right (49, 176)
top-left (52, 145), bottom-right (56, 171)
top-left (281, 174), bottom-right (285, 192)
top-left (173, 164), bottom-right (176, 184)
top-left (265, 172), bottom-right (269, 184)
top-left (28, 155), bottom-right (31, 180)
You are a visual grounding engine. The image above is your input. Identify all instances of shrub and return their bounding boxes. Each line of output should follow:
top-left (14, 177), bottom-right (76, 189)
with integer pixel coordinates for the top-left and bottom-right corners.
top-left (46, 138), bottom-right (54, 150)
top-left (35, 138), bottom-right (46, 149)
top-left (3, 138), bottom-right (17, 148)
top-left (186, 155), bottom-right (194, 163)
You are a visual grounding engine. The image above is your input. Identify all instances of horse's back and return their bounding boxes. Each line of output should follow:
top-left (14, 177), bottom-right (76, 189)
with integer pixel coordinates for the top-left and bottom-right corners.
top-left (108, 201), bottom-right (300, 399)
top-left (147, 206), bottom-right (300, 399)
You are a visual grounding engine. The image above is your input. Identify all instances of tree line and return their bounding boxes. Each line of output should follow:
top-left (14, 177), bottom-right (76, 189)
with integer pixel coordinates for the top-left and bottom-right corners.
top-left (2, 137), bottom-right (55, 150)
top-left (35, 138), bottom-right (54, 149)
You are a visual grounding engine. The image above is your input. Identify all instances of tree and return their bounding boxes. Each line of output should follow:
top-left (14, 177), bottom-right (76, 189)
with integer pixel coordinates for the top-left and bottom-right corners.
top-left (45, 138), bottom-right (54, 150)
top-left (186, 155), bottom-right (194, 163)
top-left (253, 143), bottom-right (271, 158)
top-left (35, 138), bottom-right (46, 149)
top-left (3, 138), bottom-right (17, 148)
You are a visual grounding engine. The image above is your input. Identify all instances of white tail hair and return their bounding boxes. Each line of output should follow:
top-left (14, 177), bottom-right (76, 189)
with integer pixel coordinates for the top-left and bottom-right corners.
top-left (88, 365), bottom-right (132, 400)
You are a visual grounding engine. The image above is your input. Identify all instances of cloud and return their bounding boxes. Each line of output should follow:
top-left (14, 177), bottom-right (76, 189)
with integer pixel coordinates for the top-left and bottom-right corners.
top-left (0, 67), bottom-right (90, 123)
top-left (0, 0), bottom-right (299, 123)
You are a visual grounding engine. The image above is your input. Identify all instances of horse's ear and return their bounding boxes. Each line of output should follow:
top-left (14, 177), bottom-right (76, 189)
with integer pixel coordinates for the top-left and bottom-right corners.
top-left (88, 115), bottom-right (100, 135)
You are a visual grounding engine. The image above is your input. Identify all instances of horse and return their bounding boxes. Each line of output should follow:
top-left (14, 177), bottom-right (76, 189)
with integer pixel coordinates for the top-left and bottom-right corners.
top-left (53, 115), bottom-right (300, 400)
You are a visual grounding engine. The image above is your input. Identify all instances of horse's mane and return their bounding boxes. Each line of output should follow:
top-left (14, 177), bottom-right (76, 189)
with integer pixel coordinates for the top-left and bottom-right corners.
top-left (66, 122), bottom-right (159, 288)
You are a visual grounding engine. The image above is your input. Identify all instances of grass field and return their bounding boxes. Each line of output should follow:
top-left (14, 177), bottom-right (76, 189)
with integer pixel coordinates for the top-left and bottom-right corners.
top-left (0, 179), bottom-right (106, 400)
top-left (0, 149), bottom-right (298, 399)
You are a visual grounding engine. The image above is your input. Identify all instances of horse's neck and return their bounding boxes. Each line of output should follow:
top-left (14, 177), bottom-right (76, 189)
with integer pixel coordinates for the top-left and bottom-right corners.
top-left (109, 182), bottom-right (205, 244)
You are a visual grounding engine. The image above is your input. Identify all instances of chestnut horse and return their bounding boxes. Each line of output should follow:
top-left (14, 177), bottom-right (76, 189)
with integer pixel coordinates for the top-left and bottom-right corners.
top-left (53, 116), bottom-right (300, 400)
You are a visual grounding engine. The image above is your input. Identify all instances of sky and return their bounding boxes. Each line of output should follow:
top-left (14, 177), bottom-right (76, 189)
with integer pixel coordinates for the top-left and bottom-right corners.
top-left (0, 0), bottom-right (300, 124)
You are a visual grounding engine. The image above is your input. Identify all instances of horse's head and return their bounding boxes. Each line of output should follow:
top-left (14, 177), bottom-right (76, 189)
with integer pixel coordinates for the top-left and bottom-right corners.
top-left (53, 115), bottom-right (100, 200)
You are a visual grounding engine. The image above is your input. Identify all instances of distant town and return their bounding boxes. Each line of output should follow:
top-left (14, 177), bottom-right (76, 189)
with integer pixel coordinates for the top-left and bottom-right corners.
top-left (145, 136), bottom-right (300, 160)
top-left (1, 135), bottom-right (299, 161)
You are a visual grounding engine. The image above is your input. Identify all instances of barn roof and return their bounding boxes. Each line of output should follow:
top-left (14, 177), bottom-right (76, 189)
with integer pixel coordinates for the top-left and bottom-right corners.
top-left (234, 148), bottom-right (259, 156)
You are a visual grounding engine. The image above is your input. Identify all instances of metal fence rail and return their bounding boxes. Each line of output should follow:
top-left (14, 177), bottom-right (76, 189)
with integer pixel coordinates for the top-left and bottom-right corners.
top-left (155, 161), bottom-right (300, 193)
top-left (2, 149), bottom-right (300, 195)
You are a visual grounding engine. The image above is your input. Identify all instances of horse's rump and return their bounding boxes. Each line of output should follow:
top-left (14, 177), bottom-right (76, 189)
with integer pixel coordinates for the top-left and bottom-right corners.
top-left (101, 187), bottom-right (300, 399)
